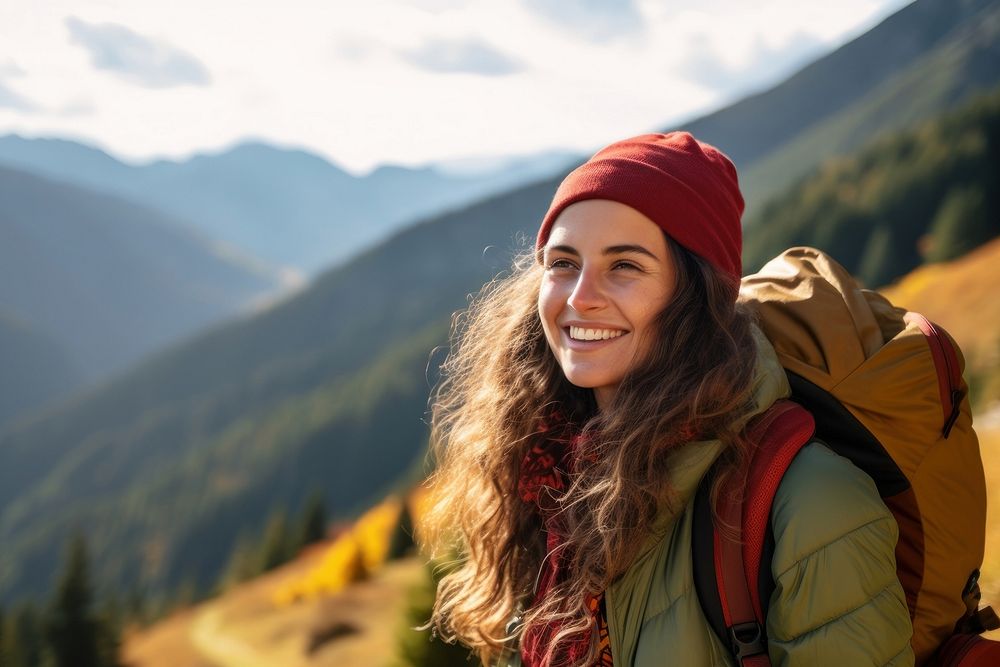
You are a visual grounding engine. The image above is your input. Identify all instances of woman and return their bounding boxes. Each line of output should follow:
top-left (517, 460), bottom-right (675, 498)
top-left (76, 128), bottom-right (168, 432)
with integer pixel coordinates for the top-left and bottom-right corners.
top-left (423, 132), bottom-right (914, 666)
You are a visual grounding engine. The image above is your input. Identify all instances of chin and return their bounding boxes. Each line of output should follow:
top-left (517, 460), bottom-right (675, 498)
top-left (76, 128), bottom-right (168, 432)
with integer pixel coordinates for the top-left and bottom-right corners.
top-left (562, 368), bottom-right (620, 391)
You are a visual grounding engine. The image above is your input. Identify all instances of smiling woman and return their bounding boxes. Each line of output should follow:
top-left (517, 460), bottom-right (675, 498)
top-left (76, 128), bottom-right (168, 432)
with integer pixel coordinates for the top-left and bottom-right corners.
top-left (537, 200), bottom-right (677, 411)
top-left (422, 133), bottom-right (914, 667)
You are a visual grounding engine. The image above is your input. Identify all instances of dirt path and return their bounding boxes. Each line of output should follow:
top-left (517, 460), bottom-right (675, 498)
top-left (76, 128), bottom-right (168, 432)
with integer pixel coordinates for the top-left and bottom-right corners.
top-left (124, 552), bottom-right (425, 667)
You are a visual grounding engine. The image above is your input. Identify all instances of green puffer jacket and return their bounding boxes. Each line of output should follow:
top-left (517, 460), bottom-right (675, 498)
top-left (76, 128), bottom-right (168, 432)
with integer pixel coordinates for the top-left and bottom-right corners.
top-left (500, 327), bottom-right (915, 666)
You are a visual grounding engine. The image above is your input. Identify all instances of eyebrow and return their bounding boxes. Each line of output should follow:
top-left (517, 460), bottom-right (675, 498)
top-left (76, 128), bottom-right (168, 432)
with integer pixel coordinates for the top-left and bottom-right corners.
top-left (546, 244), bottom-right (660, 261)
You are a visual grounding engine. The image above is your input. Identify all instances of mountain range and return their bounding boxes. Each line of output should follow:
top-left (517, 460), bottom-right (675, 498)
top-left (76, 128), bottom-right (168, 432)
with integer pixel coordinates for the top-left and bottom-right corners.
top-left (0, 166), bottom-right (288, 425)
top-left (1, 0), bottom-right (997, 607)
top-left (0, 136), bottom-right (578, 275)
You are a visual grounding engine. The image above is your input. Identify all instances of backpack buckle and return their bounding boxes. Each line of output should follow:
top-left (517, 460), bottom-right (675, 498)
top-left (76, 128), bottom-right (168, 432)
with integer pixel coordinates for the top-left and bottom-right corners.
top-left (729, 621), bottom-right (766, 661)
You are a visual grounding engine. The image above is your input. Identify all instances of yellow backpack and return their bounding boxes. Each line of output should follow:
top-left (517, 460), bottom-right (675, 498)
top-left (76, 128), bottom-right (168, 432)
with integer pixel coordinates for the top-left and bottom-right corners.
top-left (696, 247), bottom-right (996, 665)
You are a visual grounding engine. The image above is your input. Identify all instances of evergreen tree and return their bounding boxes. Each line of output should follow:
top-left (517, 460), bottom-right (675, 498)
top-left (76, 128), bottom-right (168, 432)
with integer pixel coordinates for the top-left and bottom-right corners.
top-left (217, 532), bottom-right (260, 590)
top-left (387, 502), bottom-right (416, 561)
top-left (258, 508), bottom-right (293, 572)
top-left (45, 533), bottom-right (102, 667)
top-left (343, 542), bottom-right (370, 584)
top-left (123, 582), bottom-right (148, 629)
top-left (2, 603), bottom-right (48, 667)
top-left (926, 186), bottom-right (994, 262)
top-left (293, 490), bottom-right (328, 554)
top-left (94, 599), bottom-right (123, 667)
top-left (391, 562), bottom-right (471, 667)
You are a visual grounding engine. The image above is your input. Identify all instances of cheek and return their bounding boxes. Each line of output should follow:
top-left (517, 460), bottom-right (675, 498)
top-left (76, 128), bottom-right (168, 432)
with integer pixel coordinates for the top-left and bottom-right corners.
top-left (629, 294), bottom-right (669, 353)
top-left (537, 279), bottom-right (561, 332)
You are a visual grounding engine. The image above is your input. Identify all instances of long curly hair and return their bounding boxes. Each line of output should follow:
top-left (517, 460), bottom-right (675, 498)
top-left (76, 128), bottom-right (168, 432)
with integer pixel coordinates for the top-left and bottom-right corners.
top-left (423, 235), bottom-right (759, 667)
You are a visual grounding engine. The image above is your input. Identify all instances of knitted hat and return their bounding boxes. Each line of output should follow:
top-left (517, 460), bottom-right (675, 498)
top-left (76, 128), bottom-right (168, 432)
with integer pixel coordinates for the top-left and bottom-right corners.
top-left (536, 132), bottom-right (744, 282)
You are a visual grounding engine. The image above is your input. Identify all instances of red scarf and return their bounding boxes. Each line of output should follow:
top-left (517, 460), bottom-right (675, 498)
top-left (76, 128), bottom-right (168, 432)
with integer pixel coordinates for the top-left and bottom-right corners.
top-left (516, 417), bottom-right (698, 667)
top-left (517, 422), bottom-right (601, 667)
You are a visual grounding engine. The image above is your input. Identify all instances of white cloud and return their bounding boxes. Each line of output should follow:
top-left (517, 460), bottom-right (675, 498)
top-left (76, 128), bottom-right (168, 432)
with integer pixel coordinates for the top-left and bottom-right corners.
top-left (402, 37), bottom-right (523, 76)
top-left (0, 60), bottom-right (26, 77)
top-left (0, 81), bottom-right (36, 111)
top-left (0, 0), bottom-right (915, 173)
top-left (523, 0), bottom-right (644, 42)
top-left (65, 16), bottom-right (210, 88)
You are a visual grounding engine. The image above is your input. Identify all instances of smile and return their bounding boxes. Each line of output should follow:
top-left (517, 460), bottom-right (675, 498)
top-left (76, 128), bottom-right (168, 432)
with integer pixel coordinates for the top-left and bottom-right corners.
top-left (568, 326), bottom-right (628, 341)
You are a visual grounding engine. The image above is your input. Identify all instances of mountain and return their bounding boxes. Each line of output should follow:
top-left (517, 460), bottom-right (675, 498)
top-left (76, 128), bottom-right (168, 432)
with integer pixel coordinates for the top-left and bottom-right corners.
top-left (2, 0), bottom-right (998, 607)
top-left (431, 149), bottom-right (579, 179)
top-left (742, 87), bottom-right (1000, 285)
top-left (681, 0), bottom-right (1000, 213)
top-left (0, 172), bottom-right (543, 604)
top-left (0, 166), bottom-right (287, 391)
top-left (0, 310), bottom-right (83, 428)
top-left (0, 137), bottom-right (577, 275)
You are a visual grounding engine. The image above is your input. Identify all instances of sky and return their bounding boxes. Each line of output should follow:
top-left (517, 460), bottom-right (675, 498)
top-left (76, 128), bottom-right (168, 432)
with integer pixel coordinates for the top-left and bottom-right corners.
top-left (0, 0), bottom-right (913, 175)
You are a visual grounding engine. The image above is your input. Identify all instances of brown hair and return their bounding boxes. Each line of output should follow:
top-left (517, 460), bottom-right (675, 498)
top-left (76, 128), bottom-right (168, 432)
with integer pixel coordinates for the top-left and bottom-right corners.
top-left (423, 235), bottom-right (759, 666)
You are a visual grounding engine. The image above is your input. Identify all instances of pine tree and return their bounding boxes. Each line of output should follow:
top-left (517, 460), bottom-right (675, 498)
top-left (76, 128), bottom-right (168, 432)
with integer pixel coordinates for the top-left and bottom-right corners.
top-left (343, 541), bottom-right (370, 584)
top-left (391, 562), bottom-right (471, 667)
top-left (45, 533), bottom-right (102, 667)
top-left (258, 508), bottom-right (293, 572)
top-left (217, 532), bottom-right (260, 590)
top-left (293, 491), bottom-right (328, 554)
top-left (95, 593), bottom-right (123, 667)
top-left (926, 185), bottom-right (994, 262)
top-left (386, 502), bottom-right (416, 561)
top-left (123, 582), bottom-right (148, 629)
top-left (2, 603), bottom-right (47, 667)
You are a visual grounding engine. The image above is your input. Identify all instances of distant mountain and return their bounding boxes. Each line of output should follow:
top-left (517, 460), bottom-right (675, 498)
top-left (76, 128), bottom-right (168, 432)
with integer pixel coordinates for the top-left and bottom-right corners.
top-left (0, 137), bottom-right (577, 275)
top-left (431, 149), bottom-right (579, 179)
top-left (3, 0), bottom-right (998, 607)
top-left (0, 310), bottom-right (83, 429)
top-left (680, 0), bottom-right (1000, 213)
top-left (0, 166), bottom-right (287, 389)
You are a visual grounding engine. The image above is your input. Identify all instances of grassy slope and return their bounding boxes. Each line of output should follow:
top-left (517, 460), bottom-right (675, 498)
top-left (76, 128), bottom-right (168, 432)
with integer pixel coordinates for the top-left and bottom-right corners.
top-left (123, 533), bottom-right (426, 667)
top-left (880, 236), bottom-right (1000, 410)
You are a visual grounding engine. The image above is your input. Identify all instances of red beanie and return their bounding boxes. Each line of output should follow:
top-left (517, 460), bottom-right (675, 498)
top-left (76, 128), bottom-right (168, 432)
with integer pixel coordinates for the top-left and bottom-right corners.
top-left (536, 132), bottom-right (744, 282)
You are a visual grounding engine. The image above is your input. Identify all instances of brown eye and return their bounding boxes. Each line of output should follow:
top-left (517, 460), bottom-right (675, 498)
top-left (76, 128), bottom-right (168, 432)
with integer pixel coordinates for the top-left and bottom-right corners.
top-left (547, 258), bottom-right (577, 270)
top-left (612, 260), bottom-right (641, 271)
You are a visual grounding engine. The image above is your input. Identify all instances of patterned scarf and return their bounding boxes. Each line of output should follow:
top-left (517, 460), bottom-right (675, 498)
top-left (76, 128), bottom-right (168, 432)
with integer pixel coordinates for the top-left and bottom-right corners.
top-left (517, 422), bottom-right (613, 667)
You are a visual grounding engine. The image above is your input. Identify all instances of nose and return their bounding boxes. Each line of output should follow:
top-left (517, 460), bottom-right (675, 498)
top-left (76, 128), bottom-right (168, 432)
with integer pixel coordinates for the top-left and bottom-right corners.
top-left (567, 267), bottom-right (606, 312)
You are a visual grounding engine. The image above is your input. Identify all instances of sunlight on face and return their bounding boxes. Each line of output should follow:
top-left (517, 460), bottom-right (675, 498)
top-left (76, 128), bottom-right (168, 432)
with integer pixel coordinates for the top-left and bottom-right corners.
top-left (537, 199), bottom-right (677, 410)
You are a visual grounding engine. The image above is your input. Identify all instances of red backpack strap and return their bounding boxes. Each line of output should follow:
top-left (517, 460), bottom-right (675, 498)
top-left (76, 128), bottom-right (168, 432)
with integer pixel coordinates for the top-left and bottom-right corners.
top-left (694, 400), bottom-right (815, 667)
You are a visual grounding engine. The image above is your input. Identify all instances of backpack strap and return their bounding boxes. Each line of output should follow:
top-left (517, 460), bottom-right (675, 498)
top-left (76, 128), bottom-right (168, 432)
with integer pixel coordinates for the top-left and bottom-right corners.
top-left (692, 400), bottom-right (816, 667)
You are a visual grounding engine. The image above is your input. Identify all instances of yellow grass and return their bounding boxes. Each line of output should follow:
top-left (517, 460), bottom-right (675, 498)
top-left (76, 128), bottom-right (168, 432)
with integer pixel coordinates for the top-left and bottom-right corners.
top-left (272, 496), bottom-right (404, 606)
top-left (978, 421), bottom-right (1000, 641)
top-left (125, 537), bottom-right (426, 667)
top-left (879, 237), bottom-right (1000, 382)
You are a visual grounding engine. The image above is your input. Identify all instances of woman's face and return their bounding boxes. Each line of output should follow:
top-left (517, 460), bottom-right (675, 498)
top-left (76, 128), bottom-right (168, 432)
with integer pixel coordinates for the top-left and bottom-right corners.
top-left (538, 199), bottom-right (677, 410)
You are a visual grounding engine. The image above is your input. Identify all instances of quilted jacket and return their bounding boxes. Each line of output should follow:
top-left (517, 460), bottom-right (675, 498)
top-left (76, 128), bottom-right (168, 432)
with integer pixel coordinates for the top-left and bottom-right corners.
top-left (499, 326), bottom-right (915, 666)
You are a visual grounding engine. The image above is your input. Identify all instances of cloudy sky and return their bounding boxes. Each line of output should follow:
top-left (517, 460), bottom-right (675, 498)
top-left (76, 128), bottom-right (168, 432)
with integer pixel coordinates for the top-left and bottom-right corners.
top-left (0, 0), bottom-right (911, 174)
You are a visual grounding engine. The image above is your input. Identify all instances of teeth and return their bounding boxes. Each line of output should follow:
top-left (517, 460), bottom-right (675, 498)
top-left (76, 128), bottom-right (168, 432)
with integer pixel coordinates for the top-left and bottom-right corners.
top-left (569, 326), bottom-right (626, 341)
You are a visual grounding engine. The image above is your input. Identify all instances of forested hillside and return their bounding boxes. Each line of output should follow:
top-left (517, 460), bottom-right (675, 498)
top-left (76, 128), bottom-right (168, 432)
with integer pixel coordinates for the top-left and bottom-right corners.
top-left (743, 88), bottom-right (1000, 287)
